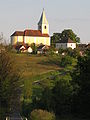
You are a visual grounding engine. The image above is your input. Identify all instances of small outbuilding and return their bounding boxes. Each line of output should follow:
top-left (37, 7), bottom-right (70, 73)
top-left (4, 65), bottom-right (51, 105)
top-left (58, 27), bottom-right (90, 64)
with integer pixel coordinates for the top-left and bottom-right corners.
top-left (27, 46), bottom-right (33, 53)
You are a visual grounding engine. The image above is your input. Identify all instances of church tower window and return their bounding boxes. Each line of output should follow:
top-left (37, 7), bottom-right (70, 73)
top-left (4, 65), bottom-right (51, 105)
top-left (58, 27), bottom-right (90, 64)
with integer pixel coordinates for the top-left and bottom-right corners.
top-left (45, 26), bottom-right (46, 29)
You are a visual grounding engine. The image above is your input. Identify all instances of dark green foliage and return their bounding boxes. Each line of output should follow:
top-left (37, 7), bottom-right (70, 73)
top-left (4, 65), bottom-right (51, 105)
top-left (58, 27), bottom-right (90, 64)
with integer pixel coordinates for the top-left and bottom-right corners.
top-left (51, 29), bottom-right (80, 45)
top-left (58, 47), bottom-right (80, 58)
top-left (60, 29), bottom-right (80, 43)
top-left (51, 33), bottom-right (61, 46)
top-left (60, 55), bottom-right (73, 67)
top-left (72, 49), bottom-right (90, 118)
top-left (0, 51), bottom-right (21, 119)
top-left (58, 48), bottom-right (65, 54)
top-left (19, 48), bottom-right (89, 119)
top-left (52, 78), bottom-right (73, 115)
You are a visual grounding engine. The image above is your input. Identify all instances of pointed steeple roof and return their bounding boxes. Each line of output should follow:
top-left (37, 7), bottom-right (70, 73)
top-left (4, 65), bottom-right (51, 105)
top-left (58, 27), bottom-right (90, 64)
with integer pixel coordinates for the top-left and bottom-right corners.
top-left (38, 9), bottom-right (48, 25)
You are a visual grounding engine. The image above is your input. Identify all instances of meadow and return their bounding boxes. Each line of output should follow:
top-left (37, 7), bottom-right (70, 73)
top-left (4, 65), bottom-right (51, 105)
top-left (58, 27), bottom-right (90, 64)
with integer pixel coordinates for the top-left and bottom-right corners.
top-left (11, 53), bottom-right (60, 98)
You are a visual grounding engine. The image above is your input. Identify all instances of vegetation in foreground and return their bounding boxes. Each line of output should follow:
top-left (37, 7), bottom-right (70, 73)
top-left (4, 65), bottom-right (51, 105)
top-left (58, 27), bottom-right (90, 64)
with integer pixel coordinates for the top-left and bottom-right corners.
top-left (0, 44), bottom-right (90, 120)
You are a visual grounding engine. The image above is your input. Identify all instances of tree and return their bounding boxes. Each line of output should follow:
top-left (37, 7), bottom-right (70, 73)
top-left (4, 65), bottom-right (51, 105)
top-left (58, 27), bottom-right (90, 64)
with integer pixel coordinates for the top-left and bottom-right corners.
top-left (30, 109), bottom-right (55, 120)
top-left (0, 50), bottom-right (21, 119)
top-left (31, 43), bottom-right (37, 54)
top-left (51, 33), bottom-right (61, 46)
top-left (51, 74), bottom-right (73, 115)
top-left (51, 29), bottom-right (80, 45)
top-left (72, 49), bottom-right (90, 118)
top-left (0, 33), bottom-right (3, 42)
top-left (0, 33), bottom-right (7, 45)
top-left (60, 29), bottom-right (80, 43)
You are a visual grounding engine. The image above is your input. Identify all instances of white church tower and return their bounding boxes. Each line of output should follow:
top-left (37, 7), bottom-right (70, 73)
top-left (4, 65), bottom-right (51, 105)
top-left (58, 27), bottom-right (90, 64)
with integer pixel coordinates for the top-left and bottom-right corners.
top-left (38, 9), bottom-right (49, 34)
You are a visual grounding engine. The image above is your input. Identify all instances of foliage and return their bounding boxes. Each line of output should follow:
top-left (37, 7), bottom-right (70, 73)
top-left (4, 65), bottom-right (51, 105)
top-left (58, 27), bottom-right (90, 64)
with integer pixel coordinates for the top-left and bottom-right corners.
top-left (51, 29), bottom-right (80, 45)
top-left (51, 33), bottom-right (61, 46)
top-left (51, 75), bottom-right (73, 115)
top-left (5, 44), bottom-right (14, 52)
top-left (58, 48), bottom-right (65, 54)
top-left (0, 33), bottom-right (7, 45)
top-left (0, 51), bottom-right (21, 119)
top-left (30, 43), bottom-right (37, 54)
top-left (5, 48), bottom-right (89, 119)
top-left (58, 48), bottom-right (80, 59)
top-left (71, 49), bottom-right (90, 118)
top-left (30, 109), bottom-right (55, 120)
top-left (60, 55), bottom-right (73, 67)
top-left (60, 29), bottom-right (80, 43)
top-left (46, 46), bottom-right (57, 56)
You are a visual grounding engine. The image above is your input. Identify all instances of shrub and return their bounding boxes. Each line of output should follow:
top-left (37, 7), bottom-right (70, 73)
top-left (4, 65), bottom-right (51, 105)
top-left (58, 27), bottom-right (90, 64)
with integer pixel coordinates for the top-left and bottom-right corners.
top-left (30, 109), bottom-right (55, 120)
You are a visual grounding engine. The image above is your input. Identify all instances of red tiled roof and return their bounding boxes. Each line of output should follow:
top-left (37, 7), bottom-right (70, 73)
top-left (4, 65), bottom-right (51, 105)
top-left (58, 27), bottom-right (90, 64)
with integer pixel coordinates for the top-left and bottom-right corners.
top-left (11, 31), bottom-right (24, 36)
top-left (24, 30), bottom-right (49, 37)
top-left (11, 30), bottom-right (49, 37)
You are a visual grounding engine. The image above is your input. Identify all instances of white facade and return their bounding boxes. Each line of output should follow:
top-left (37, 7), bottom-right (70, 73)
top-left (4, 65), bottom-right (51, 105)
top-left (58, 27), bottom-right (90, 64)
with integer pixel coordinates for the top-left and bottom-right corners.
top-left (24, 36), bottom-right (50, 46)
top-left (67, 43), bottom-right (76, 49)
top-left (27, 47), bottom-right (33, 53)
top-left (56, 43), bottom-right (76, 49)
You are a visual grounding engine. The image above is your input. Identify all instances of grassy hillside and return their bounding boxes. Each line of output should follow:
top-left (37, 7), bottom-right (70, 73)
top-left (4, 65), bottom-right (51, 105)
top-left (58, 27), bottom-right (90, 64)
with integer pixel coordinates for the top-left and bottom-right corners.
top-left (12, 53), bottom-right (59, 77)
top-left (11, 53), bottom-right (60, 98)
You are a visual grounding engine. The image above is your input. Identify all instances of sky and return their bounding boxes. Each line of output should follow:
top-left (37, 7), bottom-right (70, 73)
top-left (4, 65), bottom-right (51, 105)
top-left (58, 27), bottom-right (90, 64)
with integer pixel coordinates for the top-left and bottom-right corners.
top-left (0, 0), bottom-right (90, 44)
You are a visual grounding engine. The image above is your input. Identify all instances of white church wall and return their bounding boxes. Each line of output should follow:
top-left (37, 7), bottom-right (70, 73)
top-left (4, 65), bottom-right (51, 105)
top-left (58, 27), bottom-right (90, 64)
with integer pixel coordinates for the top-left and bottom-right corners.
top-left (17, 36), bottom-right (23, 43)
top-left (24, 36), bottom-right (50, 46)
top-left (11, 36), bottom-right (18, 45)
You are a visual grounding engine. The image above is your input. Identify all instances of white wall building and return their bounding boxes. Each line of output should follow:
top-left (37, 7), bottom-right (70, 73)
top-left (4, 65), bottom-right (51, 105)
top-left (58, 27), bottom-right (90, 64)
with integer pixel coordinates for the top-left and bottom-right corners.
top-left (56, 38), bottom-right (76, 49)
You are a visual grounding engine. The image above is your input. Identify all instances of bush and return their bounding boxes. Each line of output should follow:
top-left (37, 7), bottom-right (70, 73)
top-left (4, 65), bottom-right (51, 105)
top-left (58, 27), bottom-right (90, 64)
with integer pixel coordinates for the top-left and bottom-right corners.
top-left (30, 109), bottom-right (55, 120)
top-left (60, 56), bottom-right (73, 67)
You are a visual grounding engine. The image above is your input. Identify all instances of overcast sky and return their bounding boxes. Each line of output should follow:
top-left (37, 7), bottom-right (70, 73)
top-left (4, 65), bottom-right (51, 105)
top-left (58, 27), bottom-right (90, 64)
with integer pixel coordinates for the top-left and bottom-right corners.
top-left (0, 0), bottom-right (90, 43)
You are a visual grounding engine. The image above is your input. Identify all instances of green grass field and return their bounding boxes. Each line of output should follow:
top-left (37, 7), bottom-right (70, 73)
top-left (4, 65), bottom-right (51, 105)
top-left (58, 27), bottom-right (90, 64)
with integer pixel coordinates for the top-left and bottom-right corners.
top-left (12, 53), bottom-right (59, 78)
top-left (11, 53), bottom-right (60, 98)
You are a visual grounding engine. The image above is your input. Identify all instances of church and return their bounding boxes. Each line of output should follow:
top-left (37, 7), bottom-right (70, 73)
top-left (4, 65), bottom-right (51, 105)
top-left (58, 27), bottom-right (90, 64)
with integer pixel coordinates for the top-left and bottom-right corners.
top-left (11, 9), bottom-right (50, 46)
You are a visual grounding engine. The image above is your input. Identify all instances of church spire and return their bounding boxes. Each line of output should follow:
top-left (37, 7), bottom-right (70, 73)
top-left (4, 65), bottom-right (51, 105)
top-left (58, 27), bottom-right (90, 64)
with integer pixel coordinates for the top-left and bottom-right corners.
top-left (38, 9), bottom-right (49, 34)
top-left (38, 9), bottom-right (48, 25)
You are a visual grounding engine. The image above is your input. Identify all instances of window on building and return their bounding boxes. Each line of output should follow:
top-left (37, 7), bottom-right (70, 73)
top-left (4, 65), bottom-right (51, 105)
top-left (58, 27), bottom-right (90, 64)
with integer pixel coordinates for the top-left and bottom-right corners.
top-left (45, 26), bottom-right (46, 29)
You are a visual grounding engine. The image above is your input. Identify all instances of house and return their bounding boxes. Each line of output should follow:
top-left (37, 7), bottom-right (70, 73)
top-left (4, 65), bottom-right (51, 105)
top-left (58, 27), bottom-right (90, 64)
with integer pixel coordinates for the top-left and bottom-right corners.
top-left (37, 45), bottom-right (49, 54)
top-left (19, 45), bottom-right (26, 52)
top-left (27, 46), bottom-right (33, 53)
top-left (11, 9), bottom-right (50, 47)
top-left (56, 38), bottom-right (76, 49)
